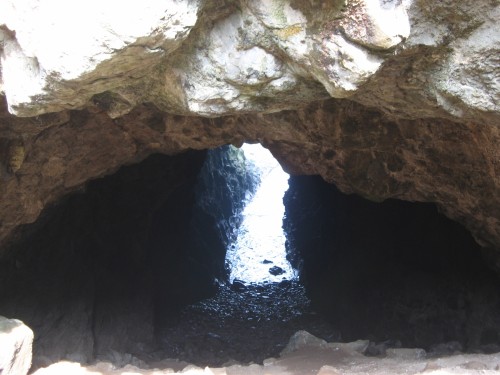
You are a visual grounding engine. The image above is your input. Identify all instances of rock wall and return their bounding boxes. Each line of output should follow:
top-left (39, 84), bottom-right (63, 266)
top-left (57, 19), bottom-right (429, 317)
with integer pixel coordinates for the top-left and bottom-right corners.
top-left (0, 144), bottom-right (257, 369)
top-left (283, 175), bottom-right (500, 351)
top-left (0, 3), bottom-right (498, 363)
top-left (188, 145), bottom-right (259, 282)
top-left (0, 316), bottom-right (33, 375)
top-left (0, 98), bottom-right (499, 267)
top-left (0, 151), bottom-right (203, 368)
top-left (152, 145), bottom-right (258, 318)
top-left (0, 0), bottom-right (499, 262)
top-left (1, 0), bottom-right (497, 122)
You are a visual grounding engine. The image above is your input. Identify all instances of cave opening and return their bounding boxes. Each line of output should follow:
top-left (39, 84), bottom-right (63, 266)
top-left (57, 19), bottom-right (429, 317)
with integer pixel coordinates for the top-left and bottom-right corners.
top-left (0, 143), bottom-right (499, 372)
top-left (154, 143), bottom-right (333, 367)
top-left (225, 143), bottom-right (296, 284)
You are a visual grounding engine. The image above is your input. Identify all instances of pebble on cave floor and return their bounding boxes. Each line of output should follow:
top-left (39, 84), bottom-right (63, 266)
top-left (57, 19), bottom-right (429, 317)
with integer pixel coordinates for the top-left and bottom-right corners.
top-left (156, 281), bottom-right (338, 367)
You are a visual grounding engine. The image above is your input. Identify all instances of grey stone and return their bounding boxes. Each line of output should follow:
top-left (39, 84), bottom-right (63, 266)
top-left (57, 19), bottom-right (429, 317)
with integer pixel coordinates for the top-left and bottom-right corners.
top-left (0, 316), bottom-right (34, 375)
top-left (327, 340), bottom-right (370, 354)
top-left (281, 330), bottom-right (327, 355)
top-left (386, 348), bottom-right (427, 360)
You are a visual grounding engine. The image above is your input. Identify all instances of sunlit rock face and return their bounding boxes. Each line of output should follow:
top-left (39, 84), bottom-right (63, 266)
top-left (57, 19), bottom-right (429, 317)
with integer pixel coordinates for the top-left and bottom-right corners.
top-left (1, 0), bottom-right (497, 121)
top-left (0, 0), bottom-right (499, 263)
top-left (226, 144), bottom-right (295, 284)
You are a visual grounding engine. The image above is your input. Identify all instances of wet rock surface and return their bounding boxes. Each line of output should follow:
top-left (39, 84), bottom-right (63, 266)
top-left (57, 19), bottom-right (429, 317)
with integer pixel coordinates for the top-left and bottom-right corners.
top-left (157, 282), bottom-right (337, 367)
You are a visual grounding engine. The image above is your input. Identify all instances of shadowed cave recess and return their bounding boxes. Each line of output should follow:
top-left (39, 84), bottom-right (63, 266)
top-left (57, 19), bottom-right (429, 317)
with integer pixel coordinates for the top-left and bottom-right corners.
top-left (2, 0), bottom-right (500, 372)
top-left (0, 143), bottom-right (499, 371)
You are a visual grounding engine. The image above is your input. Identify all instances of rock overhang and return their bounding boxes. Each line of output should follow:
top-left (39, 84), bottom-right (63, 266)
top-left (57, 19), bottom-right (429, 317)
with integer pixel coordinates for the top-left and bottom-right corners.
top-left (0, 0), bottom-right (498, 263)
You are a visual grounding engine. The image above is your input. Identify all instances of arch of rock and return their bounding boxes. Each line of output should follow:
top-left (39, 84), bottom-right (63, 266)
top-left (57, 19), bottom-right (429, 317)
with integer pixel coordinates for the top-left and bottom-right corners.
top-left (1, 1), bottom-right (500, 371)
top-left (0, 0), bottom-right (498, 263)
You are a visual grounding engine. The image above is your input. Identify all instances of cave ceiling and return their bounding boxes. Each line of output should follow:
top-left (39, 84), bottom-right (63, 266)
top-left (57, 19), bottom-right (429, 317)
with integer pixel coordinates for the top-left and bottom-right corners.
top-left (0, 0), bottom-right (499, 261)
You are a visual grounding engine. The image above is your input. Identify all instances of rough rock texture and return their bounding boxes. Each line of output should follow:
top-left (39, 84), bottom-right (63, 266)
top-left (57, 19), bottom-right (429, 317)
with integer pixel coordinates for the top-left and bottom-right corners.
top-left (0, 0), bottom-right (499, 370)
top-left (0, 152), bottom-right (205, 368)
top-left (0, 146), bottom-right (257, 369)
top-left (0, 0), bottom-right (499, 254)
top-left (0, 316), bottom-right (33, 375)
top-left (0, 0), bottom-right (499, 265)
top-left (2, 96), bottom-right (499, 267)
top-left (283, 175), bottom-right (500, 351)
top-left (30, 331), bottom-right (500, 374)
top-left (0, 0), bottom-right (498, 121)
top-left (189, 145), bottom-right (259, 281)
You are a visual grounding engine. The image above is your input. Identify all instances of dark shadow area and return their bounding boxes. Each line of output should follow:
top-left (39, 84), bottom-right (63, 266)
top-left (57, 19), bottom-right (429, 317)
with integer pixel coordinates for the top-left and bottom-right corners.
top-left (151, 145), bottom-right (257, 324)
top-left (0, 146), bottom-right (256, 370)
top-left (284, 175), bottom-right (500, 353)
top-left (156, 280), bottom-right (337, 366)
top-left (1, 147), bottom-right (499, 372)
top-left (0, 151), bottom-right (207, 369)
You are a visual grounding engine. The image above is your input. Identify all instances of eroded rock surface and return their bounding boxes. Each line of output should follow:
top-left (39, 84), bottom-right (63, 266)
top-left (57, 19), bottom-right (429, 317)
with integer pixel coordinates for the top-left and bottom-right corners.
top-left (0, 147), bottom-right (257, 369)
top-left (1, 98), bottom-right (499, 266)
top-left (0, 1), bottom-right (499, 372)
top-left (0, 316), bottom-right (33, 375)
top-left (0, 0), bottom-right (497, 119)
top-left (283, 175), bottom-right (500, 350)
top-left (31, 331), bottom-right (500, 375)
top-left (0, 0), bottom-right (498, 258)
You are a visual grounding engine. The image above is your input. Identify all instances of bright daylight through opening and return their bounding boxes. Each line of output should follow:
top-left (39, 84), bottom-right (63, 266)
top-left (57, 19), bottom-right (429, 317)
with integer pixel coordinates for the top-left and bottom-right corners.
top-left (225, 143), bottom-right (296, 283)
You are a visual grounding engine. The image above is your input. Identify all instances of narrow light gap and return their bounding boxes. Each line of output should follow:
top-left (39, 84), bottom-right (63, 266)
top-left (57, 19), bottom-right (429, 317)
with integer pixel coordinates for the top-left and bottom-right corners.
top-left (225, 143), bottom-right (296, 284)
top-left (155, 143), bottom-right (334, 367)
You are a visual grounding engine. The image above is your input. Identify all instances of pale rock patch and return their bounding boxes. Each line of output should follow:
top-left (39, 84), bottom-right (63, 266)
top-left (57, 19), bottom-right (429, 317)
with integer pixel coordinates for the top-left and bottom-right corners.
top-left (0, 316), bottom-right (34, 375)
top-left (0, 0), bottom-right (200, 115)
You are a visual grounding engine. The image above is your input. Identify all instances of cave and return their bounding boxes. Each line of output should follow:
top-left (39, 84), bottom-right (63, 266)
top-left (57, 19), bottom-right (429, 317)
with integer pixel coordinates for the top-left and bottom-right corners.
top-left (1, 1), bottom-right (500, 373)
top-left (0, 142), bottom-right (499, 373)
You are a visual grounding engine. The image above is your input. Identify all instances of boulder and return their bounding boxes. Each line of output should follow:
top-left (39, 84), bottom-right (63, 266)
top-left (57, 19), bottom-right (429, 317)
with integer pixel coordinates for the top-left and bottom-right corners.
top-left (0, 316), bottom-right (34, 375)
top-left (268, 266), bottom-right (285, 276)
top-left (0, 0), bottom-right (498, 264)
top-left (280, 330), bottom-right (327, 355)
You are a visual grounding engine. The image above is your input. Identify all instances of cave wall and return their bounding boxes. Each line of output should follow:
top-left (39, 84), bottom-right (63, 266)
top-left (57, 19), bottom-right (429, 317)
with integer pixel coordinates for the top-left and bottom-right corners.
top-left (151, 145), bottom-right (258, 318)
top-left (284, 175), bottom-right (500, 352)
top-left (0, 152), bottom-right (205, 366)
top-left (0, 145), bottom-right (256, 368)
top-left (188, 145), bottom-right (259, 282)
top-left (0, 98), bottom-right (499, 266)
top-left (0, 0), bottom-right (498, 264)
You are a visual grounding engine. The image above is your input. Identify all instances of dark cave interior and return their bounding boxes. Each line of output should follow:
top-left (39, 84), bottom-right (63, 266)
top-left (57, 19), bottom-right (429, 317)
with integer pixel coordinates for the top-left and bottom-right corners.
top-left (0, 145), bottom-right (499, 370)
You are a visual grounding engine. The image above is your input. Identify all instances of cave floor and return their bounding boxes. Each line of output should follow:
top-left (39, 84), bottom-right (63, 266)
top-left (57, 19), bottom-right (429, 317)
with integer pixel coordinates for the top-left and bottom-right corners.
top-left (31, 281), bottom-right (500, 374)
top-left (33, 342), bottom-right (500, 374)
top-left (156, 281), bottom-right (338, 366)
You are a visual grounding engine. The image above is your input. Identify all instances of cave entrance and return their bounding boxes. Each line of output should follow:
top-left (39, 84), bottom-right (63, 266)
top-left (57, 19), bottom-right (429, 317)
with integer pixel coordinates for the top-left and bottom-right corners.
top-left (3, 141), bottom-right (500, 372)
top-left (156, 144), bottom-right (336, 366)
top-left (225, 143), bottom-right (296, 284)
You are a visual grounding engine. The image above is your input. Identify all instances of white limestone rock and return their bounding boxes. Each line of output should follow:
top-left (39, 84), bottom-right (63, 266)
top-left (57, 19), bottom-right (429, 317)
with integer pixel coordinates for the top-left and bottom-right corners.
top-left (404, 0), bottom-right (500, 119)
top-left (166, 8), bottom-right (327, 116)
top-left (280, 330), bottom-right (328, 354)
top-left (245, 0), bottom-right (409, 97)
top-left (0, 0), bottom-right (201, 115)
top-left (0, 0), bottom-right (498, 122)
top-left (0, 316), bottom-right (34, 375)
top-left (433, 9), bottom-right (500, 116)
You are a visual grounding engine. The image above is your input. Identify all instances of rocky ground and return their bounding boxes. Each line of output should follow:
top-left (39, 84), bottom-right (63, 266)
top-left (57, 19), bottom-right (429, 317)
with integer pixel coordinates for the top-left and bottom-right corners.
top-left (154, 281), bottom-right (338, 366)
top-left (32, 331), bottom-right (500, 375)
top-left (29, 282), bottom-right (500, 374)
